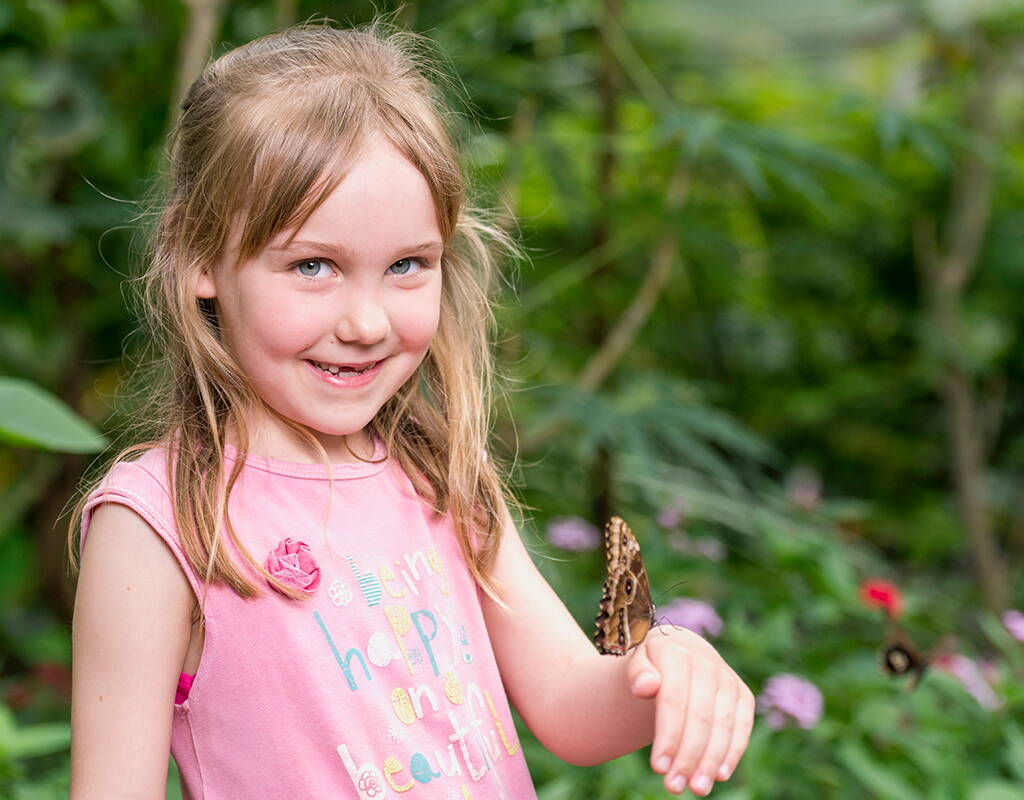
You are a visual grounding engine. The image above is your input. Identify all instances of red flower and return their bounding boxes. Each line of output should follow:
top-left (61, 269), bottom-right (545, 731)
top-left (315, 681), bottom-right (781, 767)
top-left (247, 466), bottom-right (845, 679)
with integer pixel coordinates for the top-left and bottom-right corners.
top-left (265, 538), bottom-right (321, 596)
top-left (859, 578), bottom-right (904, 618)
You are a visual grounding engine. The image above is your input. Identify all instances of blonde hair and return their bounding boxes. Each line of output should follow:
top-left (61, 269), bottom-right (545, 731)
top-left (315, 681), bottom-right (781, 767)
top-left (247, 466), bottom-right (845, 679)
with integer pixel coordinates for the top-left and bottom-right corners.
top-left (67, 19), bottom-right (516, 617)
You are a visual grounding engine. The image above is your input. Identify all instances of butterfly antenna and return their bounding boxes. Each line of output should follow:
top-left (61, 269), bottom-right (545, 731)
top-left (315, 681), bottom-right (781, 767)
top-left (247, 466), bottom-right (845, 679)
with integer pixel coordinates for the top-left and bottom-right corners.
top-left (652, 580), bottom-right (689, 605)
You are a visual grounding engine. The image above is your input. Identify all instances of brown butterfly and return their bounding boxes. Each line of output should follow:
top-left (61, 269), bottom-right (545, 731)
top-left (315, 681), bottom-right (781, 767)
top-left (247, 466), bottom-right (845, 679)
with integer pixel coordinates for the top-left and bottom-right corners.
top-left (881, 620), bottom-right (955, 691)
top-left (594, 516), bottom-right (656, 656)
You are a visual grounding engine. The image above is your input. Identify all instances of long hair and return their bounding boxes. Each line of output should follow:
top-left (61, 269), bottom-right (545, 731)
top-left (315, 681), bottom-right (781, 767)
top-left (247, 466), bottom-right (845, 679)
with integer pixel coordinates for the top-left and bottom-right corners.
top-left (66, 20), bottom-right (517, 617)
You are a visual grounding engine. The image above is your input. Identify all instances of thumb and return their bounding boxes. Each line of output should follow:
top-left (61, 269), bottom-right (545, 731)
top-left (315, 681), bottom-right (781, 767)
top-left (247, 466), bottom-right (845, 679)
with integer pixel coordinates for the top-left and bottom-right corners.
top-left (626, 643), bottom-right (661, 698)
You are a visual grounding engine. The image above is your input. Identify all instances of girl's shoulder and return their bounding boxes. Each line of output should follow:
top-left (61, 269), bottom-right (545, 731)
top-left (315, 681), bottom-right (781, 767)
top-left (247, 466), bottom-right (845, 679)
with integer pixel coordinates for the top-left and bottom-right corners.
top-left (93, 445), bottom-right (175, 500)
top-left (82, 444), bottom-right (179, 551)
top-left (81, 444), bottom-right (204, 597)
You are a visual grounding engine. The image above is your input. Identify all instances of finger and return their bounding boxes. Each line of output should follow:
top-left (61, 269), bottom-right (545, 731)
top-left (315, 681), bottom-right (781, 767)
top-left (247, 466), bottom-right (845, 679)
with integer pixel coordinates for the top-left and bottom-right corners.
top-left (626, 644), bottom-right (661, 698)
top-left (664, 655), bottom-right (718, 796)
top-left (649, 649), bottom-right (689, 783)
top-left (718, 681), bottom-right (755, 782)
top-left (686, 675), bottom-right (738, 796)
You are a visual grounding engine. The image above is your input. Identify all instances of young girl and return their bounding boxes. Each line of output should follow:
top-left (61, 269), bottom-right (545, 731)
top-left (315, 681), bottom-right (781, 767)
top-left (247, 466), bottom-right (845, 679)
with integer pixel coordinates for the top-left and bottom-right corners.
top-left (68, 20), bottom-right (753, 800)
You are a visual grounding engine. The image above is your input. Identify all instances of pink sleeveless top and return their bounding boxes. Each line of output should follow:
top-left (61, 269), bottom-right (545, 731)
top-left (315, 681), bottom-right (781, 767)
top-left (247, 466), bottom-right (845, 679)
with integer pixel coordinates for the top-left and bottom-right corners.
top-left (81, 445), bottom-right (536, 800)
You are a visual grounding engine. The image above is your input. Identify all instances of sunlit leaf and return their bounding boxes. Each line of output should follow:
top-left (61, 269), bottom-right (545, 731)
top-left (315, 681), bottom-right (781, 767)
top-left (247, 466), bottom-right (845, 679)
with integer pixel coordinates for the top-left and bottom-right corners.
top-left (0, 377), bottom-right (107, 453)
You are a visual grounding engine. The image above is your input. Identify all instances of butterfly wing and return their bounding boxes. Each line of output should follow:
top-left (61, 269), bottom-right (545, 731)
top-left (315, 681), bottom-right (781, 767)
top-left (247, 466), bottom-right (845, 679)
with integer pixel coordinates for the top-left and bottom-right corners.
top-left (881, 619), bottom-right (928, 691)
top-left (594, 516), bottom-right (656, 656)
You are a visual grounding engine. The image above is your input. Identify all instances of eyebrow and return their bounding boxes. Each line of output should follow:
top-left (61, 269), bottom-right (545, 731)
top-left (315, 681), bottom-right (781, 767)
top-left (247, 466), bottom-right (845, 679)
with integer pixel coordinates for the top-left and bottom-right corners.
top-left (269, 239), bottom-right (444, 256)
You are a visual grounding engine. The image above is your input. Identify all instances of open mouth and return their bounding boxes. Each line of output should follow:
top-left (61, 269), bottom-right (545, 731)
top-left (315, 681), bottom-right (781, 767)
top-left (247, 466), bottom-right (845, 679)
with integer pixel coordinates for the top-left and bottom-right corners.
top-left (308, 359), bottom-right (379, 376)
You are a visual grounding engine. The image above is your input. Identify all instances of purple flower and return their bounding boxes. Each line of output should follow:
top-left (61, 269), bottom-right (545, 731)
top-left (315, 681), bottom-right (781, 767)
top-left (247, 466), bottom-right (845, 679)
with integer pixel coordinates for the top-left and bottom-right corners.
top-left (659, 598), bottom-right (724, 638)
top-left (547, 516), bottom-right (600, 551)
top-left (756, 674), bottom-right (823, 730)
top-left (934, 653), bottom-right (1002, 710)
top-left (694, 536), bottom-right (726, 562)
top-left (1003, 609), bottom-right (1024, 642)
top-left (658, 500), bottom-right (689, 530)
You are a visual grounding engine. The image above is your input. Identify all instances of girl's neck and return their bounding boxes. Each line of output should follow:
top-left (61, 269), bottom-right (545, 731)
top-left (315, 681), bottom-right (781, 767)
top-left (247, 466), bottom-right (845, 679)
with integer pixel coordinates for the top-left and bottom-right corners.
top-left (225, 410), bottom-right (375, 466)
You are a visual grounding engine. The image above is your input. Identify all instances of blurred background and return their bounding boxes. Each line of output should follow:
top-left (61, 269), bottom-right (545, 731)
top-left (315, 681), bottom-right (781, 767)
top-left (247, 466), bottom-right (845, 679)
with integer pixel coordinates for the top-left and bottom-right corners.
top-left (2, 0), bottom-right (1023, 797)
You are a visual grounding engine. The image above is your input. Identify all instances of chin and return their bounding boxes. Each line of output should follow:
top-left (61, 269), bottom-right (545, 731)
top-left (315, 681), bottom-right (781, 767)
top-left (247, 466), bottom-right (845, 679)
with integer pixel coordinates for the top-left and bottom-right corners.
top-left (305, 420), bottom-right (374, 439)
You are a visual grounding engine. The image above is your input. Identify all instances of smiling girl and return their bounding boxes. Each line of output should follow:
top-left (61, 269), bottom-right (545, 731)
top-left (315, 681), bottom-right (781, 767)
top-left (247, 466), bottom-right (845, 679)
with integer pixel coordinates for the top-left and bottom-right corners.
top-left (67, 20), bottom-right (753, 800)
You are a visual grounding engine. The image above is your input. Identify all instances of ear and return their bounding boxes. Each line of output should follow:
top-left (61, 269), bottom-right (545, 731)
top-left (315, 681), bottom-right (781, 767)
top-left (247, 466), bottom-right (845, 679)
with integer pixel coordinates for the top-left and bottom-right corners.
top-left (195, 269), bottom-right (217, 299)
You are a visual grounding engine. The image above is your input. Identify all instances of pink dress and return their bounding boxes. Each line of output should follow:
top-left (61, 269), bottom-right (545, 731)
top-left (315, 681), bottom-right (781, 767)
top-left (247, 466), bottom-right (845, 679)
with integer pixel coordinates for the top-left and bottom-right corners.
top-left (81, 444), bottom-right (537, 800)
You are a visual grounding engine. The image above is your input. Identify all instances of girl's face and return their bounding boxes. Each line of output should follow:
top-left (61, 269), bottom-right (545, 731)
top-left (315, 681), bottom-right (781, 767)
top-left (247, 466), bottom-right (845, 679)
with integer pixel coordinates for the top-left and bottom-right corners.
top-left (195, 135), bottom-right (444, 462)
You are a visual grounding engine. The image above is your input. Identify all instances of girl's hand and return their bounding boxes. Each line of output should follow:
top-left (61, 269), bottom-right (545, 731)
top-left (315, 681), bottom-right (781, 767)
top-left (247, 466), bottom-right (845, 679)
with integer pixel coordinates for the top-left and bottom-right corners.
top-left (626, 626), bottom-right (754, 796)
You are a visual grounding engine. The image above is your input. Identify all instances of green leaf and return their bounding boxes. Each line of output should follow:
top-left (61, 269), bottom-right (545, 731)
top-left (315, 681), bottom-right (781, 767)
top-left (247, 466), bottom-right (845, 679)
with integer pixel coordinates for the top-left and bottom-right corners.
top-left (0, 377), bottom-right (107, 453)
top-left (4, 722), bottom-right (70, 760)
top-left (1001, 720), bottom-right (1024, 784)
top-left (837, 740), bottom-right (920, 799)
top-left (970, 782), bottom-right (1024, 800)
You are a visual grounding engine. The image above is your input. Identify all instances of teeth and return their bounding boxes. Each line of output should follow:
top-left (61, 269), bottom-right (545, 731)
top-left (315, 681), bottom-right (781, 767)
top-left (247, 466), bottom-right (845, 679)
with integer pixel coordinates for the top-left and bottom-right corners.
top-left (312, 360), bottom-right (374, 376)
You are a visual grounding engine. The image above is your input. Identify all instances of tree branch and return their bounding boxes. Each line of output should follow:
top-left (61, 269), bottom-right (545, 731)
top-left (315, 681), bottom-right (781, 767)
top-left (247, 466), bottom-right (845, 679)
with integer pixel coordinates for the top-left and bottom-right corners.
top-left (520, 164), bottom-right (690, 451)
top-left (939, 54), bottom-right (1005, 293)
top-left (912, 42), bottom-right (1013, 613)
top-left (577, 167), bottom-right (689, 392)
top-left (168, 0), bottom-right (227, 131)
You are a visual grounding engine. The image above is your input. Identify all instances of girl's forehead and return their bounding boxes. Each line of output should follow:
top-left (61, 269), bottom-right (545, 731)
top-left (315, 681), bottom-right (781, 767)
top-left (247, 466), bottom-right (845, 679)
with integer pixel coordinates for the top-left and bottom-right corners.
top-left (284, 150), bottom-right (441, 242)
top-left (221, 133), bottom-right (445, 269)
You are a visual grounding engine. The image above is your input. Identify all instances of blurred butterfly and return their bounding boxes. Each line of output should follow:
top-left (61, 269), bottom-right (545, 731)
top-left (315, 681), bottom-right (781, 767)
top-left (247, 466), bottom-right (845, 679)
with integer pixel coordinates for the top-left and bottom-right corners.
top-left (594, 516), bottom-right (656, 656)
top-left (881, 619), bottom-right (955, 691)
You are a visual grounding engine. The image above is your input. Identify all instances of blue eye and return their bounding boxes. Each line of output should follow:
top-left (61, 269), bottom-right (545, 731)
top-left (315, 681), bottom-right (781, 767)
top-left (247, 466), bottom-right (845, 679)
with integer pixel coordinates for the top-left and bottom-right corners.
top-left (294, 259), bottom-right (332, 278)
top-left (387, 258), bottom-right (424, 276)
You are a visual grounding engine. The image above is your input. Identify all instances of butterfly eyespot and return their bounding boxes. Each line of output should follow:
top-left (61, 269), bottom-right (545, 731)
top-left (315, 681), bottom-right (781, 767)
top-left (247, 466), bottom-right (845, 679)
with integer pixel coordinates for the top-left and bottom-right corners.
top-left (625, 578), bottom-right (634, 595)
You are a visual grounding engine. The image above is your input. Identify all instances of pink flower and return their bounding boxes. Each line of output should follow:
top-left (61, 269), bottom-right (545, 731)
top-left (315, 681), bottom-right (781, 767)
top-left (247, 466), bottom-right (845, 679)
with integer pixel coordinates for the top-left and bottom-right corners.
top-left (979, 658), bottom-right (1000, 687)
top-left (1003, 609), bottom-right (1024, 642)
top-left (658, 500), bottom-right (688, 530)
top-left (547, 516), bottom-right (600, 551)
top-left (756, 673), bottom-right (823, 730)
top-left (659, 598), bottom-right (724, 638)
top-left (933, 653), bottom-right (1002, 710)
top-left (265, 538), bottom-right (321, 595)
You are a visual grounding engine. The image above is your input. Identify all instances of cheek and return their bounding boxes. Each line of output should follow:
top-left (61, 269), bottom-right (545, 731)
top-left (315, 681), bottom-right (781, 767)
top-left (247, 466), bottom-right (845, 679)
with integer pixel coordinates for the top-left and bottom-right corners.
top-left (394, 286), bottom-right (442, 351)
top-left (225, 285), bottom-right (321, 360)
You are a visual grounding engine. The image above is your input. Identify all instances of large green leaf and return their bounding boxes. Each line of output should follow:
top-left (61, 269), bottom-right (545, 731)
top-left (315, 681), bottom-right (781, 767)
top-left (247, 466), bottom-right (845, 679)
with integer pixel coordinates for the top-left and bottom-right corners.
top-left (0, 377), bottom-right (107, 453)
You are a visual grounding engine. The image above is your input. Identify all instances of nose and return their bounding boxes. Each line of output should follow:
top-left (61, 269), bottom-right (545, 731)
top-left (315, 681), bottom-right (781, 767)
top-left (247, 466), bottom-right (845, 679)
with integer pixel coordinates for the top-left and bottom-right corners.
top-left (333, 287), bottom-right (390, 345)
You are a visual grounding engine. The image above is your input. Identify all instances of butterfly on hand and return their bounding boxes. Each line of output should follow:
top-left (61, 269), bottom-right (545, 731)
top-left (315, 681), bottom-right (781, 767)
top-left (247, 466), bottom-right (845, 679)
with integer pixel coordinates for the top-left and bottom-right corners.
top-left (593, 516), bottom-right (657, 656)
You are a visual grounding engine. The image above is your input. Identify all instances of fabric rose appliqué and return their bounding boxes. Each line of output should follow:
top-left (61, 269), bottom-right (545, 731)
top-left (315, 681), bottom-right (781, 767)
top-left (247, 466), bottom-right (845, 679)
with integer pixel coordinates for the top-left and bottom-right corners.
top-left (265, 537), bottom-right (321, 596)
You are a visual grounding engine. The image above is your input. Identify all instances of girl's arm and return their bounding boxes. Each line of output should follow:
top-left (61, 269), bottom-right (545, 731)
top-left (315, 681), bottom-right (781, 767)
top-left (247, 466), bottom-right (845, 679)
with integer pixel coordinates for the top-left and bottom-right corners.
top-left (481, 504), bottom-right (754, 797)
top-left (70, 503), bottom-right (195, 799)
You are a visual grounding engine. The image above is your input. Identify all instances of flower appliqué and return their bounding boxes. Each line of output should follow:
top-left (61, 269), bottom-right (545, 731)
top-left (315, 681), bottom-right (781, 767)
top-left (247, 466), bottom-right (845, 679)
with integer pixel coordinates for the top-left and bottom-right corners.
top-left (328, 578), bottom-right (353, 607)
top-left (265, 537), bottom-right (321, 596)
top-left (358, 769), bottom-right (383, 797)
